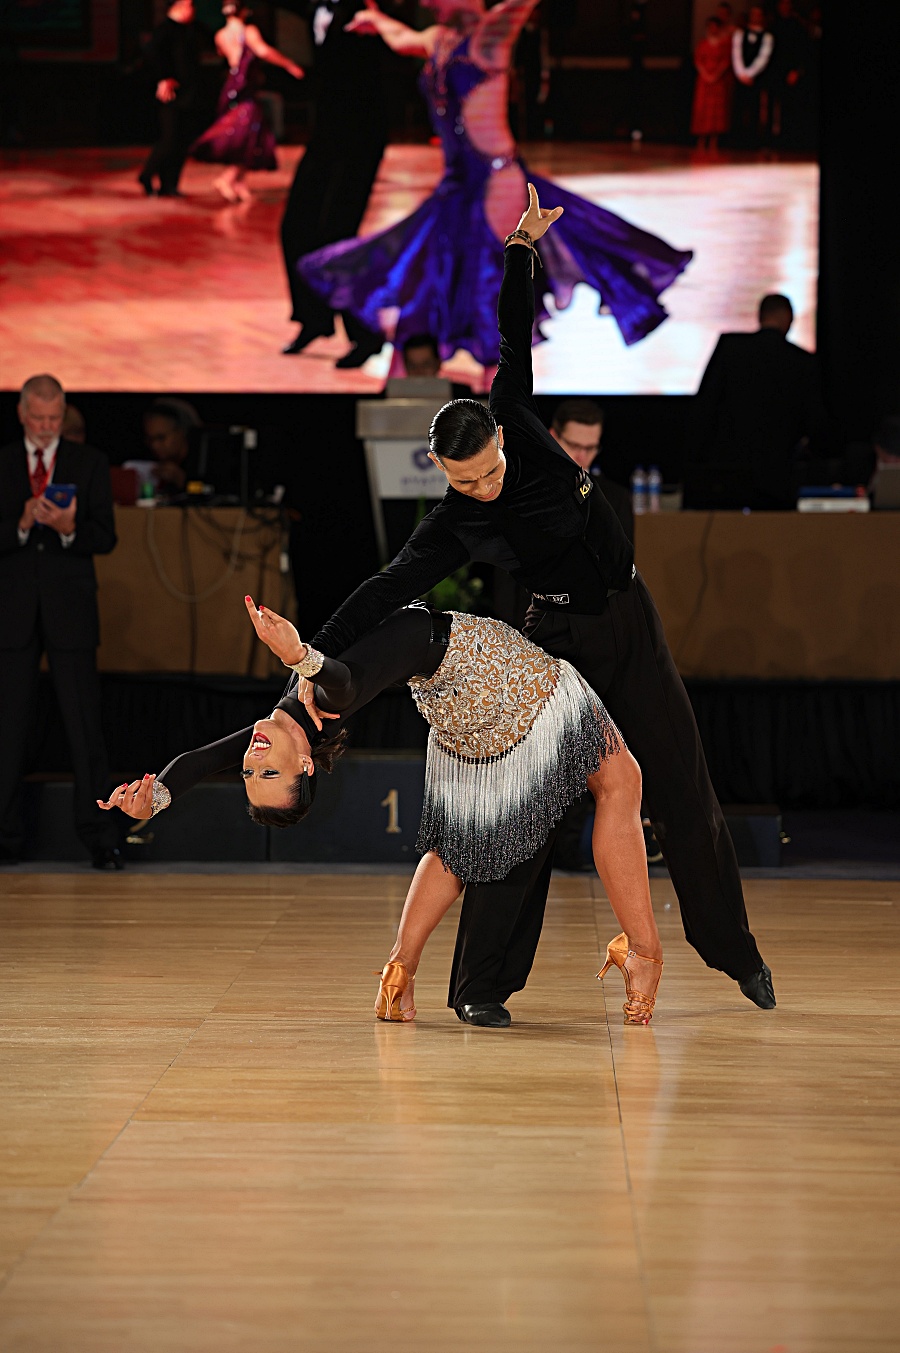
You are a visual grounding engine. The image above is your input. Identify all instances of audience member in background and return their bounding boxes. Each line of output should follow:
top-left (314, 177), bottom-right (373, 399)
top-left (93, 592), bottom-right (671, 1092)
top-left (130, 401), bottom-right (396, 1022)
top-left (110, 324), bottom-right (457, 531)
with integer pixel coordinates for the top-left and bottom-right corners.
top-left (401, 333), bottom-right (443, 379)
top-left (550, 398), bottom-right (633, 543)
top-left (143, 398), bottom-right (203, 495)
top-left (0, 375), bottom-right (121, 868)
top-left (731, 5), bottom-right (774, 148)
top-left (691, 16), bottom-right (733, 152)
top-left (139, 0), bottom-right (205, 198)
top-left (692, 293), bottom-right (827, 508)
top-left (769, 0), bottom-right (810, 148)
top-left (61, 404), bottom-right (87, 444)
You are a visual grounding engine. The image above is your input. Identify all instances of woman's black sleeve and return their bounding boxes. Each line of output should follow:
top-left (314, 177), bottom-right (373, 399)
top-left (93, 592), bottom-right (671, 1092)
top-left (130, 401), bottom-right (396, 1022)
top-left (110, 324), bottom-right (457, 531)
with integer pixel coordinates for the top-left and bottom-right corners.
top-left (314, 606), bottom-right (436, 720)
top-left (158, 726), bottom-right (251, 802)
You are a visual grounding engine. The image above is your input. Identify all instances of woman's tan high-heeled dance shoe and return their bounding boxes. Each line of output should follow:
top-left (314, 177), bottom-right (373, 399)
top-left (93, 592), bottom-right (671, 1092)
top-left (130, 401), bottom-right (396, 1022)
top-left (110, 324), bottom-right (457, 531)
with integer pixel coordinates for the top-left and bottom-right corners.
top-left (374, 960), bottom-right (417, 1022)
top-left (597, 932), bottom-right (663, 1026)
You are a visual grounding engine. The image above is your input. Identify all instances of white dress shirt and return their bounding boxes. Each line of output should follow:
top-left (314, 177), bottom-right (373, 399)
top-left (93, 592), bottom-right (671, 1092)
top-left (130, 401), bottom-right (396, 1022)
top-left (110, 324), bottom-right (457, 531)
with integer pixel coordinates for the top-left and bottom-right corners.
top-left (732, 27), bottom-right (774, 81)
top-left (19, 436), bottom-right (76, 548)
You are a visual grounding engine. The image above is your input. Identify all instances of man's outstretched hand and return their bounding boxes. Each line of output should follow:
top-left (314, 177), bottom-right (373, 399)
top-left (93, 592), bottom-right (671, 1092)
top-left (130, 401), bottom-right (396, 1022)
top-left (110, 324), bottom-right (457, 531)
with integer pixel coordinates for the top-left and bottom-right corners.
top-left (513, 182), bottom-right (563, 243)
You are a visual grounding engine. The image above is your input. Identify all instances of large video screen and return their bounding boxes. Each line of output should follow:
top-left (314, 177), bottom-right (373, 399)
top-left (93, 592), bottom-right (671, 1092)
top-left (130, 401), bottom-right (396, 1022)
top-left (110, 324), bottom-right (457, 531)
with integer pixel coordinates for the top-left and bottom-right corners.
top-left (0, 10), bottom-right (819, 397)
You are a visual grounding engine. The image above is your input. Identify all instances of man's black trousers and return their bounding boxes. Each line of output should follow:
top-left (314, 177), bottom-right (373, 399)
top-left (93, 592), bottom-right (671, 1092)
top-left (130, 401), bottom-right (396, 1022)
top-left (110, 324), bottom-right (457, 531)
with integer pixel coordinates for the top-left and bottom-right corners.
top-left (0, 637), bottom-right (117, 857)
top-left (141, 103), bottom-right (197, 194)
top-left (448, 574), bottom-right (764, 1007)
top-left (280, 131), bottom-right (385, 339)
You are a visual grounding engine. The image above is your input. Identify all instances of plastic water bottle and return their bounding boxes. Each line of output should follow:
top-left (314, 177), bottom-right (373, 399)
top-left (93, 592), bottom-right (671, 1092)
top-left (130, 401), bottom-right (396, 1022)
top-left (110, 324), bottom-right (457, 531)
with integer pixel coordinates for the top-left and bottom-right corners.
top-left (647, 465), bottom-right (662, 513)
top-left (631, 466), bottom-right (648, 515)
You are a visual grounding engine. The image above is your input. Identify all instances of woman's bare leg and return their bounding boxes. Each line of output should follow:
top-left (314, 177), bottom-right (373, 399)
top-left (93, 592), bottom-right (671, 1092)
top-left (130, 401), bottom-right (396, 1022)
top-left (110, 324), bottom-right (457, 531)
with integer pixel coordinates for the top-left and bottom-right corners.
top-left (588, 748), bottom-right (662, 991)
top-left (388, 851), bottom-right (462, 973)
top-left (377, 852), bottom-right (462, 1015)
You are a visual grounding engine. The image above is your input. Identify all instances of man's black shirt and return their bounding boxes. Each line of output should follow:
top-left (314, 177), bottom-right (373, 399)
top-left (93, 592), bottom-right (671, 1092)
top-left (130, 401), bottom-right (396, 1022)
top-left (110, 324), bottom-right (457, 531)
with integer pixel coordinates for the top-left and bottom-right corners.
top-left (311, 246), bottom-right (634, 658)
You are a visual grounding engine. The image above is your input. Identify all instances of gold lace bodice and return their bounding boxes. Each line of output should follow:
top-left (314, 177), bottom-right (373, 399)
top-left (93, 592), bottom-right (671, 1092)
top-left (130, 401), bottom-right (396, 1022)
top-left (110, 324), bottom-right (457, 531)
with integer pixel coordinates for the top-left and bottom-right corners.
top-left (409, 612), bottom-right (559, 761)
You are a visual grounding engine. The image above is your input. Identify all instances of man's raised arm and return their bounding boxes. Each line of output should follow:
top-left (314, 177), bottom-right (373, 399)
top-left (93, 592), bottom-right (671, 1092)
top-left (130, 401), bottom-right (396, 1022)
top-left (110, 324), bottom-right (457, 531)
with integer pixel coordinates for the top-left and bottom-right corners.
top-left (490, 183), bottom-right (564, 416)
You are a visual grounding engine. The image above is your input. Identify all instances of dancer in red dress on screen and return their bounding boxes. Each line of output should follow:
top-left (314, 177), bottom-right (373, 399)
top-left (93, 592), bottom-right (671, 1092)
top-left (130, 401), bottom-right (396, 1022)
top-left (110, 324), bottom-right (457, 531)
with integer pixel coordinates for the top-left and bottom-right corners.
top-left (691, 16), bottom-right (734, 152)
top-left (190, 1), bottom-right (303, 203)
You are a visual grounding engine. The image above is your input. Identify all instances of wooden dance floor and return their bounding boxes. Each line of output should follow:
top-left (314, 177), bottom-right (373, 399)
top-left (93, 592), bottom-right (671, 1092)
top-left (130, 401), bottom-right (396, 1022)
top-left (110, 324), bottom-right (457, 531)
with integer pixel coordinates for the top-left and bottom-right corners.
top-left (0, 870), bottom-right (897, 1351)
top-left (0, 144), bottom-right (817, 395)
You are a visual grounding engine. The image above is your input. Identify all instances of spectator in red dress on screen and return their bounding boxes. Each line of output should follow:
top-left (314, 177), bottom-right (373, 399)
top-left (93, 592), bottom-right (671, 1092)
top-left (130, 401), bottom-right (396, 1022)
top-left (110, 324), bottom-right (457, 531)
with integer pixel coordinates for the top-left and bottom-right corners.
top-left (691, 17), bottom-right (734, 152)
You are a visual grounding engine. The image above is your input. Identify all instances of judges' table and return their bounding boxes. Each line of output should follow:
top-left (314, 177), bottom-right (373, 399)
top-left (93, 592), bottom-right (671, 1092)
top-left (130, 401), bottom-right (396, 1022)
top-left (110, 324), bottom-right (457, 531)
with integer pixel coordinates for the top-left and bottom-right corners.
top-left (634, 512), bottom-right (900, 680)
top-left (95, 506), bottom-right (295, 675)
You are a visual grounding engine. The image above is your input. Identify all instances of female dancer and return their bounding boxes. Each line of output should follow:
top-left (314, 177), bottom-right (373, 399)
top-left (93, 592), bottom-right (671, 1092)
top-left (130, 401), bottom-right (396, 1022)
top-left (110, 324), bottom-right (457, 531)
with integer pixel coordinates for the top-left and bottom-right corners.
top-left (103, 597), bottom-right (663, 1028)
top-left (295, 0), bottom-right (691, 369)
top-left (190, 1), bottom-right (304, 203)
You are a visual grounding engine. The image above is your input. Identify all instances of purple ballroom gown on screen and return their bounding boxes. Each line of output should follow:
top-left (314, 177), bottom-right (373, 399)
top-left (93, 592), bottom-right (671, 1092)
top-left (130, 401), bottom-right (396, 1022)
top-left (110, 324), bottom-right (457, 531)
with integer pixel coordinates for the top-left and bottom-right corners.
top-left (296, 36), bottom-right (692, 364)
top-left (190, 39), bottom-right (278, 171)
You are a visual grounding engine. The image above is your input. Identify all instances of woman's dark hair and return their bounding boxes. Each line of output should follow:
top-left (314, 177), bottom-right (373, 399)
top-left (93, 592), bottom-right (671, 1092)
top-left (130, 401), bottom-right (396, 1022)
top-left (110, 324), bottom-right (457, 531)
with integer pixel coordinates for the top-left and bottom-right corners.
top-left (429, 399), bottom-right (498, 463)
top-left (246, 727), bottom-right (348, 829)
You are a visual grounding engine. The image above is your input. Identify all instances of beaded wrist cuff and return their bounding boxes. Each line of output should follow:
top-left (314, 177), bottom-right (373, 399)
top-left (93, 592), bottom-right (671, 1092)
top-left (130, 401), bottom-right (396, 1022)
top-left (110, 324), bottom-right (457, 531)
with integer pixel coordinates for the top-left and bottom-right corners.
top-left (286, 645), bottom-right (325, 679)
top-left (150, 780), bottom-right (172, 817)
top-left (504, 228), bottom-right (536, 275)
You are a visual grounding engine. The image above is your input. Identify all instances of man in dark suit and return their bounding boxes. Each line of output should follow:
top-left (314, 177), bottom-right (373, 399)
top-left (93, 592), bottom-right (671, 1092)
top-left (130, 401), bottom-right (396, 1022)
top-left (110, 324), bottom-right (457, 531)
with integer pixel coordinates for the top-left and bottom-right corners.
top-left (280, 0), bottom-right (387, 367)
top-left (691, 293), bottom-right (827, 508)
top-left (139, 0), bottom-right (204, 198)
top-left (0, 375), bottom-right (121, 868)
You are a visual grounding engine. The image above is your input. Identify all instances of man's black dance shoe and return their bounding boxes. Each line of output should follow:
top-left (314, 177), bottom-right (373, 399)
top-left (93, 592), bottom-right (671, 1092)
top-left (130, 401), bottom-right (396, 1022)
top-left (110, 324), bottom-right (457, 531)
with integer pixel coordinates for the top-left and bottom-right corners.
top-left (740, 962), bottom-right (776, 1009)
top-left (92, 847), bottom-right (125, 872)
top-left (335, 337), bottom-right (384, 369)
top-left (456, 1003), bottom-right (512, 1028)
top-left (282, 326), bottom-right (334, 355)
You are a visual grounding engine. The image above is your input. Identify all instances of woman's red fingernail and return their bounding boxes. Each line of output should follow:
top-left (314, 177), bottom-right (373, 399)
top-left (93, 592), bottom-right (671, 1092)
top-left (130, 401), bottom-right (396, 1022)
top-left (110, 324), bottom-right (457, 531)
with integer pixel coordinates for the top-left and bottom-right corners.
top-left (245, 595), bottom-right (252, 603)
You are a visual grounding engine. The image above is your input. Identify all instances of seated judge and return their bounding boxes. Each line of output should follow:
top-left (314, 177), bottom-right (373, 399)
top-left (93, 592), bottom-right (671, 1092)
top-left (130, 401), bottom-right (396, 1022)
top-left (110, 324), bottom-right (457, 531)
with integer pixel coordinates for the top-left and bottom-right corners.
top-left (691, 292), bottom-right (827, 508)
top-left (0, 374), bottom-right (121, 868)
top-left (143, 397), bottom-right (203, 495)
top-left (549, 398), bottom-right (633, 542)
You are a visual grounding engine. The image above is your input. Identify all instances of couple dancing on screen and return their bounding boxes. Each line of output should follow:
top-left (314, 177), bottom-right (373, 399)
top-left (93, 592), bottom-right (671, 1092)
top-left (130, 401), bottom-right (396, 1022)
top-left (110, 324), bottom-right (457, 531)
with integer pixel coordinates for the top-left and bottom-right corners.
top-left (105, 190), bottom-right (774, 1028)
top-left (287, 0), bottom-right (692, 369)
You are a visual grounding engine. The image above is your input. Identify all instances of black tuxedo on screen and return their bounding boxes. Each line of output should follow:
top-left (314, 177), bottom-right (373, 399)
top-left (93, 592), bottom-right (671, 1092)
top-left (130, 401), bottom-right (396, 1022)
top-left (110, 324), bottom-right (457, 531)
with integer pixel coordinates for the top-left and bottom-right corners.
top-left (0, 438), bottom-right (118, 857)
top-left (691, 329), bottom-right (827, 507)
top-left (141, 17), bottom-right (205, 194)
top-left (281, 0), bottom-right (387, 341)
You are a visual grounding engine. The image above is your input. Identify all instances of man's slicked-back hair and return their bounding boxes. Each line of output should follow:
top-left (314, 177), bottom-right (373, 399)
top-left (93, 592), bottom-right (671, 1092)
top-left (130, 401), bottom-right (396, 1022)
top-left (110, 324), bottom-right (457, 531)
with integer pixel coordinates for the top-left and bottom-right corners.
top-left (429, 399), bottom-right (498, 464)
top-left (20, 374), bottom-right (65, 407)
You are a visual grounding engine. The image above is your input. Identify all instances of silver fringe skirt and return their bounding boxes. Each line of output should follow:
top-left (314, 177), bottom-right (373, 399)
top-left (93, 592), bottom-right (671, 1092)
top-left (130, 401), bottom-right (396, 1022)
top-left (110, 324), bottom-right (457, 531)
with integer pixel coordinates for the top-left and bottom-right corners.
top-left (412, 615), bottom-right (620, 883)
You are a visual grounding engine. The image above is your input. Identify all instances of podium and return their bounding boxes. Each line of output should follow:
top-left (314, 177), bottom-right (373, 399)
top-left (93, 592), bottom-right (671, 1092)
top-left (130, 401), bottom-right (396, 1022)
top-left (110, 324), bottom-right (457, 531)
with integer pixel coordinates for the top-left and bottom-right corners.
top-left (356, 388), bottom-right (451, 563)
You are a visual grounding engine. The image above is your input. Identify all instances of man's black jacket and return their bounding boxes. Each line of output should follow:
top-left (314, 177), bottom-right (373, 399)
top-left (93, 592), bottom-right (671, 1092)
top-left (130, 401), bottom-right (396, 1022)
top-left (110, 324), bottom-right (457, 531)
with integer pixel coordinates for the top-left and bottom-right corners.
top-left (0, 438), bottom-right (117, 651)
top-left (311, 244), bottom-right (634, 658)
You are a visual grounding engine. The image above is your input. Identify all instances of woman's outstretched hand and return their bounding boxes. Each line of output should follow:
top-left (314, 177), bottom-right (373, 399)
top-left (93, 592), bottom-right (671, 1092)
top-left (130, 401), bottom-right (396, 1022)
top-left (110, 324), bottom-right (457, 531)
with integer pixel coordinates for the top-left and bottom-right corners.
top-left (514, 182), bottom-right (564, 243)
top-left (98, 775), bottom-right (156, 819)
top-left (244, 595), bottom-right (307, 666)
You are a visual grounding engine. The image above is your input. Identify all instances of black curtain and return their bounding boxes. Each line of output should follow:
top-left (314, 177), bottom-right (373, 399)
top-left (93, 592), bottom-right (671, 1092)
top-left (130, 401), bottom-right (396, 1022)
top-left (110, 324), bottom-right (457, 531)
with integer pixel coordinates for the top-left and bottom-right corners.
top-left (28, 676), bottom-right (900, 811)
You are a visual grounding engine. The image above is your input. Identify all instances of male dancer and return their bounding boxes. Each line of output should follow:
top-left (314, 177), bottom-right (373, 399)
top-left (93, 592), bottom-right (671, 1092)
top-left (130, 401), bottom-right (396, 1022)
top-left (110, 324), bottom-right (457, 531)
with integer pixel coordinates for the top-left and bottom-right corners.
top-left (139, 0), bottom-right (205, 197)
top-left (308, 185), bottom-right (775, 1022)
top-left (280, 0), bottom-right (386, 367)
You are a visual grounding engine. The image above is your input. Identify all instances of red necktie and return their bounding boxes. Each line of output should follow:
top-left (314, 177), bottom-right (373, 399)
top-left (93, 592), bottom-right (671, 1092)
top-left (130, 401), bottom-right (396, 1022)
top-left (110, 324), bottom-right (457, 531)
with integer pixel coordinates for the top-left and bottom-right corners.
top-left (31, 447), bottom-right (49, 499)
